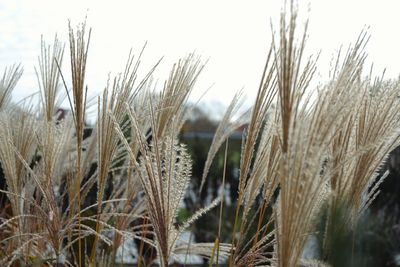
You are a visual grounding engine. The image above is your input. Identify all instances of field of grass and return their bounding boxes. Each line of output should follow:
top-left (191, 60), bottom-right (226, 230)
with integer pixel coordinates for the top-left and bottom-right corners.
top-left (1, 2), bottom-right (400, 267)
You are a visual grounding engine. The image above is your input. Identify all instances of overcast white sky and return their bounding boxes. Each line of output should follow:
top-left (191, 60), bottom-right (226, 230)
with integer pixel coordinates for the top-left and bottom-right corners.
top-left (1, 0), bottom-right (400, 113)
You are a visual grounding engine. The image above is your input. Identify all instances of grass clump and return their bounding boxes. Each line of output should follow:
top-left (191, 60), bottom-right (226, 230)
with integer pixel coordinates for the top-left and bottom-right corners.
top-left (1, 1), bottom-right (400, 267)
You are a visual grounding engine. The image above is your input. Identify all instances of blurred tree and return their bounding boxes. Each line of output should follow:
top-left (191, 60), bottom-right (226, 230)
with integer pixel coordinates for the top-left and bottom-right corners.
top-left (179, 106), bottom-right (242, 265)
